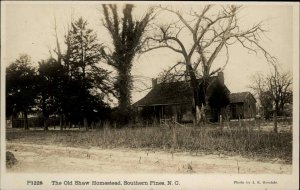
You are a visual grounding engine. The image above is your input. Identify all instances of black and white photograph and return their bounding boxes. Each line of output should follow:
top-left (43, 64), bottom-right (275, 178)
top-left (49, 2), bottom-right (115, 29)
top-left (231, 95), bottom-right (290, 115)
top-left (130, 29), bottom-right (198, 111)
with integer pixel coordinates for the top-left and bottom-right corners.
top-left (0, 1), bottom-right (299, 190)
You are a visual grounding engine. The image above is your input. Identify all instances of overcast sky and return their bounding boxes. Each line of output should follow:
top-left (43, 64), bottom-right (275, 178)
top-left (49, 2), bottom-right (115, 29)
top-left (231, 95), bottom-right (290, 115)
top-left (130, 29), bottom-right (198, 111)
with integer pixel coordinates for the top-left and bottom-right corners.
top-left (1, 2), bottom-right (296, 105)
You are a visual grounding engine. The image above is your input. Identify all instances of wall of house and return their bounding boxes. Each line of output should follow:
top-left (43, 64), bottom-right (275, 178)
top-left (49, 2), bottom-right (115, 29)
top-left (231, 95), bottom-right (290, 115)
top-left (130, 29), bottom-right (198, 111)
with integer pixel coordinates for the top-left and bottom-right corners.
top-left (137, 104), bottom-right (193, 123)
top-left (230, 100), bottom-right (256, 119)
top-left (206, 105), bottom-right (230, 122)
top-left (243, 98), bottom-right (256, 118)
top-left (165, 104), bottom-right (194, 123)
top-left (138, 102), bottom-right (233, 123)
top-left (230, 103), bottom-right (244, 119)
top-left (136, 106), bottom-right (161, 123)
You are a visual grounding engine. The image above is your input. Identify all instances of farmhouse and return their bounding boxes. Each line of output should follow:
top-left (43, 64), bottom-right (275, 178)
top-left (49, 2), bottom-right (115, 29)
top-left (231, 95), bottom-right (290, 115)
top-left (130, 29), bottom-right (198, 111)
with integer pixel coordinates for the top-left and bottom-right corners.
top-left (133, 72), bottom-right (230, 123)
top-left (134, 72), bottom-right (257, 123)
top-left (229, 92), bottom-right (256, 119)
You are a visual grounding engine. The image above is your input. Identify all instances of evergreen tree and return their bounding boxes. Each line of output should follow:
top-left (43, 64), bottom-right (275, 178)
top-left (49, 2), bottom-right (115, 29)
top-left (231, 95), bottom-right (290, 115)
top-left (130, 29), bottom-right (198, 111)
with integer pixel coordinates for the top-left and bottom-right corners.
top-left (66, 17), bottom-right (111, 130)
top-left (37, 58), bottom-right (66, 130)
top-left (6, 54), bottom-right (37, 130)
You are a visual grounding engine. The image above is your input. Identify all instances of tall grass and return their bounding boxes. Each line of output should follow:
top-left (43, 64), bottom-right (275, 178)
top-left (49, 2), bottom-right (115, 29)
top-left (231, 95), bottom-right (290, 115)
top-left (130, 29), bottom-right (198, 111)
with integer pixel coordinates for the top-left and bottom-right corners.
top-left (6, 122), bottom-right (292, 163)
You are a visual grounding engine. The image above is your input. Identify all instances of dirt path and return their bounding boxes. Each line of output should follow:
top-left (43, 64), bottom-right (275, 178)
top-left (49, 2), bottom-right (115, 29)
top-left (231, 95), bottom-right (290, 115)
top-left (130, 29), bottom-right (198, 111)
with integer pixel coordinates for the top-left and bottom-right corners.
top-left (6, 142), bottom-right (291, 174)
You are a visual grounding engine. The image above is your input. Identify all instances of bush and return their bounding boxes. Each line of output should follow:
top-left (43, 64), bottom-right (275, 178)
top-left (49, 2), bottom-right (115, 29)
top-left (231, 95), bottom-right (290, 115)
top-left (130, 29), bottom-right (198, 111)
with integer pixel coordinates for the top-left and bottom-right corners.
top-left (110, 107), bottom-right (137, 126)
top-left (6, 151), bottom-right (17, 168)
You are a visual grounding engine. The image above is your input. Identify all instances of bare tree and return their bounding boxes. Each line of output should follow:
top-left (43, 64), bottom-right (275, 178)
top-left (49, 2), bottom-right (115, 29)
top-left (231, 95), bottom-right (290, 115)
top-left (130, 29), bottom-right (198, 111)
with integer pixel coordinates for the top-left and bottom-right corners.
top-left (51, 16), bottom-right (68, 130)
top-left (143, 5), bottom-right (276, 124)
top-left (250, 67), bottom-right (292, 133)
top-left (249, 72), bottom-right (271, 118)
top-left (267, 66), bottom-right (292, 133)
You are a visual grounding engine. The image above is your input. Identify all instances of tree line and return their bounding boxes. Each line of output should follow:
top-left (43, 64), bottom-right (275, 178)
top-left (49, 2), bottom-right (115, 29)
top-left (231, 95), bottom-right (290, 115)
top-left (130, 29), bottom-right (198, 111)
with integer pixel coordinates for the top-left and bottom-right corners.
top-left (6, 4), bottom-right (292, 131)
top-left (6, 5), bottom-right (154, 130)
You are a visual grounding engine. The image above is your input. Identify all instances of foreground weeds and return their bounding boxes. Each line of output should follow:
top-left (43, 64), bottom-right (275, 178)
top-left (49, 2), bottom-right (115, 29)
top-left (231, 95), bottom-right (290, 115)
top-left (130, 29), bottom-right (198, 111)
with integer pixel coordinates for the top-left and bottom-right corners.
top-left (6, 124), bottom-right (292, 163)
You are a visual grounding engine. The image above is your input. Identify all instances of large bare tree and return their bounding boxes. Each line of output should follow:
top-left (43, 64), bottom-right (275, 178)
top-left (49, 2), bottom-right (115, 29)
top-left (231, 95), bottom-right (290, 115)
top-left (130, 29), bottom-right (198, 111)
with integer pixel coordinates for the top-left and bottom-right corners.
top-left (143, 5), bottom-right (276, 124)
top-left (267, 66), bottom-right (292, 133)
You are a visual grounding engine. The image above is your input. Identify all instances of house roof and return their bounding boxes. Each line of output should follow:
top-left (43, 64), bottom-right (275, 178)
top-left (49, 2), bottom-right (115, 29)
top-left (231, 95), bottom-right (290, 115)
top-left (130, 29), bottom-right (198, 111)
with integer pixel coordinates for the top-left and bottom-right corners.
top-left (133, 76), bottom-right (228, 107)
top-left (230, 92), bottom-right (256, 103)
top-left (134, 80), bottom-right (193, 106)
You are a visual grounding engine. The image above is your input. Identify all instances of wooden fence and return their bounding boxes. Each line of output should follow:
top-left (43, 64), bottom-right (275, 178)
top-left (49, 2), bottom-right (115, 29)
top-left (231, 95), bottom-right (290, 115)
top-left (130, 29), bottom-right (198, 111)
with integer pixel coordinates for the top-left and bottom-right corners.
top-left (10, 117), bottom-right (60, 128)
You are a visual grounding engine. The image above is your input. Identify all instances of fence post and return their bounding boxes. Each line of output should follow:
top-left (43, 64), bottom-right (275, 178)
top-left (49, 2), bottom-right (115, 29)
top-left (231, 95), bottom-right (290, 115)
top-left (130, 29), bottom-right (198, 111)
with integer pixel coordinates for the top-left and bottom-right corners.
top-left (172, 124), bottom-right (178, 150)
top-left (219, 115), bottom-right (223, 131)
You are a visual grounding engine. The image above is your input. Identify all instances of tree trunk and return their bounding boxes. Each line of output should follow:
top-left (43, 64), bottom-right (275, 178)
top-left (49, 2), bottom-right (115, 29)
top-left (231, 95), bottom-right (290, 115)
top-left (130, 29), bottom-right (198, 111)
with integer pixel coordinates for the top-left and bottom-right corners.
top-left (273, 101), bottom-right (279, 133)
top-left (186, 61), bottom-right (204, 125)
top-left (219, 113), bottom-right (223, 131)
top-left (10, 115), bottom-right (14, 128)
top-left (273, 110), bottom-right (278, 133)
top-left (91, 121), bottom-right (94, 130)
top-left (195, 105), bottom-right (201, 124)
top-left (117, 67), bottom-right (133, 124)
top-left (41, 91), bottom-right (48, 130)
top-left (23, 110), bottom-right (29, 130)
top-left (84, 117), bottom-right (88, 131)
top-left (61, 116), bottom-right (65, 131)
top-left (59, 114), bottom-right (63, 130)
top-left (280, 102), bottom-right (284, 116)
top-left (43, 116), bottom-right (48, 131)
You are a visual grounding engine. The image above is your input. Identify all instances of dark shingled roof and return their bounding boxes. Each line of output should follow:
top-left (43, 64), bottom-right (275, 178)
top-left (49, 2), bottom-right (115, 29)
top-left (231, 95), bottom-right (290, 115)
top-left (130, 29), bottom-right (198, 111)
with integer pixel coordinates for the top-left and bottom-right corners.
top-left (230, 92), bottom-right (256, 103)
top-left (134, 81), bottom-right (193, 106)
top-left (134, 76), bottom-right (226, 107)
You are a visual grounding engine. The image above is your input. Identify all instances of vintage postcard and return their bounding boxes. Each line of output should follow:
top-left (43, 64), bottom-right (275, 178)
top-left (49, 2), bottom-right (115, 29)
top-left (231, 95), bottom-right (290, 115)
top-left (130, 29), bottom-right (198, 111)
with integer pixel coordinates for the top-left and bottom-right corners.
top-left (1, 1), bottom-right (299, 190)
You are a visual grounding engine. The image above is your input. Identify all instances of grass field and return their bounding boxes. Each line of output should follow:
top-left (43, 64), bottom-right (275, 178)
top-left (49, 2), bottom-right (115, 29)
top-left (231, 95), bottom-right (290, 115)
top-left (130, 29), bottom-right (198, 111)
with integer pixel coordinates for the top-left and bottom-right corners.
top-left (6, 121), bottom-right (293, 164)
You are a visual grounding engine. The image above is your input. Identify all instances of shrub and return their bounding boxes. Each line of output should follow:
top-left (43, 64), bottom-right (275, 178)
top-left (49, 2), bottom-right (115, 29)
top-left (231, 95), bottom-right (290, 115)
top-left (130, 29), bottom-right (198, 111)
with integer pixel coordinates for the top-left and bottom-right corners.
top-left (6, 151), bottom-right (17, 168)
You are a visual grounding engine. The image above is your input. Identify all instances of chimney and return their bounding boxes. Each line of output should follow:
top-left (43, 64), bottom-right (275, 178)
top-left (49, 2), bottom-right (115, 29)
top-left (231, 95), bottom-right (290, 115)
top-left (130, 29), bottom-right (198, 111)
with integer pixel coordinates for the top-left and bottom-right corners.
top-left (218, 72), bottom-right (224, 84)
top-left (152, 78), bottom-right (157, 88)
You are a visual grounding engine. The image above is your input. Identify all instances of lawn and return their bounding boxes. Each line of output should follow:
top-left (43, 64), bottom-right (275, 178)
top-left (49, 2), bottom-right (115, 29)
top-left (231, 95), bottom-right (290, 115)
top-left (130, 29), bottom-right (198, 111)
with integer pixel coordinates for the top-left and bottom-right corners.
top-left (6, 121), bottom-right (293, 164)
